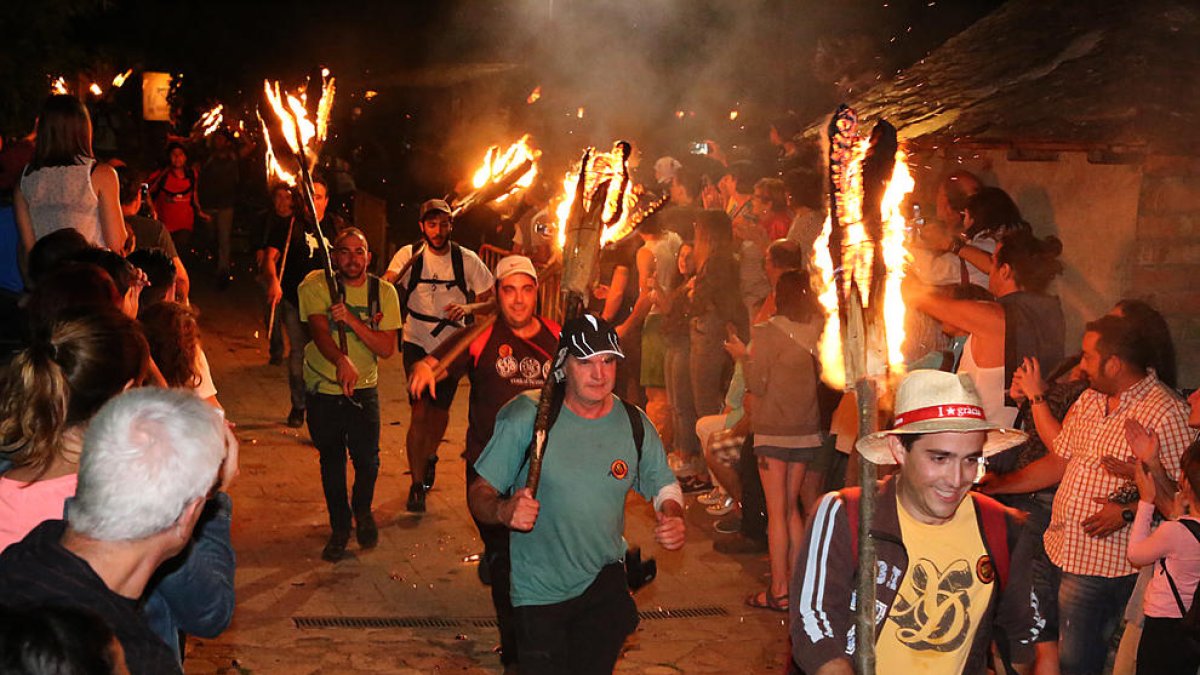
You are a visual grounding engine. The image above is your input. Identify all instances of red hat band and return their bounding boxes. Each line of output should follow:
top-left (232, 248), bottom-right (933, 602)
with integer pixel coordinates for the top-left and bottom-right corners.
top-left (893, 404), bottom-right (985, 429)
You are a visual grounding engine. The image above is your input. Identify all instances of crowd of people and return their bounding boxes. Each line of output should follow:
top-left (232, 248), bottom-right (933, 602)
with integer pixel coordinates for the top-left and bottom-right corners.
top-left (0, 89), bottom-right (1198, 675)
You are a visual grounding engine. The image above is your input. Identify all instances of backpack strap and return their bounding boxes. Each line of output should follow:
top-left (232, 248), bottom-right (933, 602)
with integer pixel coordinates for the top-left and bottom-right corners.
top-left (450, 243), bottom-right (474, 304)
top-left (367, 275), bottom-right (381, 330)
top-left (972, 493), bottom-right (1012, 591)
top-left (1162, 558), bottom-right (1189, 617)
top-left (1177, 518), bottom-right (1200, 544)
top-left (405, 243), bottom-right (425, 298)
top-left (621, 399), bottom-right (645, 465)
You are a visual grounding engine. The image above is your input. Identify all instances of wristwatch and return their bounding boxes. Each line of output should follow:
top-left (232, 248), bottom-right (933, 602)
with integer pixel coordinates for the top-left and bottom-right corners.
top-left (948, 234), bottom-right (968, 255)
top-left (1121, 507), bottom-right (1134, 523)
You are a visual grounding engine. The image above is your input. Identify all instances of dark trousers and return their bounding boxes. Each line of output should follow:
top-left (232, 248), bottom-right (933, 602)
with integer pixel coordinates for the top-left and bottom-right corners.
top-left (514, 563), bottom-right (639, 675)
top-left (1137, 616), bottom-right (1200, 675)
top-left (306, 388), bottom-right (380, 533)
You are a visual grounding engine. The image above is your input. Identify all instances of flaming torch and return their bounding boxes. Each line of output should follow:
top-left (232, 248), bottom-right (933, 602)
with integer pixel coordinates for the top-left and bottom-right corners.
top-left (452, 135), bottom-right (539, 216)
top-left (258, 72), bottom-right (341, 350)
top-left (194, 104), bottom-right (224, 137)
top-left (809, 104), bottom-right (914, 674)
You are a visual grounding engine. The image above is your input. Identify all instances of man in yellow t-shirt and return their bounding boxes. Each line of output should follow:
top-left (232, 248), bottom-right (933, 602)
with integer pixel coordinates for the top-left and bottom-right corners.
top-left (299, 228), bottom-right (401, 562)
top-left (792, 371), bottom-right (1041, 674)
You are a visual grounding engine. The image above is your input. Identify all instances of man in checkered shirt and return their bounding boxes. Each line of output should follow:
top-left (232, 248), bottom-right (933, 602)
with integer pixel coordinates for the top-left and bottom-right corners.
top-left (984, 314), bottom-right (1193, 674)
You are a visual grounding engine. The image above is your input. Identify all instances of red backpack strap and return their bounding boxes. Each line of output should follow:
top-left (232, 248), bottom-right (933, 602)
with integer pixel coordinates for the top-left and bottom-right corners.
top-left (971, 493), bottom-right (1011, 590)
top-left (840, 487), bottom-right (862, 560)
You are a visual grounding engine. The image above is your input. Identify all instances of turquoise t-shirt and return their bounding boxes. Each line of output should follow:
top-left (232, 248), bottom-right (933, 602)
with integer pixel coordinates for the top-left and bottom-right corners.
top-left (474, 391), bottom-right (676, 607)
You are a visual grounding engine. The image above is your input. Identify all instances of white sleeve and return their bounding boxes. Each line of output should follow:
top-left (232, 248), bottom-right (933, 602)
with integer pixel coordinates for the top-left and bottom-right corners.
top-left (466, 252), bottom-right (495, 293)
top-left (194, 347), bottom-right (218, 400)
top-left (653, 481), bottom-right (684, 512)
top-left (386, 245), bottom-right (412, 276)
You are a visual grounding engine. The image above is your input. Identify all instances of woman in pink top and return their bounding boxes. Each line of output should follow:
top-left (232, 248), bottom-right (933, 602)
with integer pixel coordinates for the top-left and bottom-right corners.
top-left (1128, 437), bottom-right (1200, 674)
top-left (0, 307), bottom-right (148, 552)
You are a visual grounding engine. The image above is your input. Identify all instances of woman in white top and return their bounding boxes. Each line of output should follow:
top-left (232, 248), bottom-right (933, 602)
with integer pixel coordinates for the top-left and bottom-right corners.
top-left (14, 95), bottom-right (128, 259)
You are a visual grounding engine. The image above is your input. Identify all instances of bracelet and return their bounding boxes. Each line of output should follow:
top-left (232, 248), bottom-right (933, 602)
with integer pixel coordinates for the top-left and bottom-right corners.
top-left (1030, 394), bottom-right (1047, 406)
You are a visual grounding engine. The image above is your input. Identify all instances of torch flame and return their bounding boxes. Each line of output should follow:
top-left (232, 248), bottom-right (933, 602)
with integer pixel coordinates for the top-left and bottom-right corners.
top-left (729, 110), bottom-right (739, 121)
top-left (810, 145), bottom-right (915, 388)
top-left (576, 107), bottom-right (585, 119)
top-left (89, 83), bottom-right (103, 97)
top-left (50, 76), bottom-right (69, 95)
top-left (526, 86), bottom-right (542, 104)
top-left (470, 135), bottom-right (540, 204)
top-left (552, 146), bottom-right (638, 250)
top-left (260, 74), bottom-right (336, 187)
top-left (112, 69), bottom-right (133, 88)
top-left (196, 104), bottom-right (224, 137)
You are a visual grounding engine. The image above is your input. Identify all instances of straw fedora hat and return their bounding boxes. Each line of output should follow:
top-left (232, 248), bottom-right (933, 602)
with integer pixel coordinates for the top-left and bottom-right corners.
top-left (855, 370), bottom-right (1027, 465)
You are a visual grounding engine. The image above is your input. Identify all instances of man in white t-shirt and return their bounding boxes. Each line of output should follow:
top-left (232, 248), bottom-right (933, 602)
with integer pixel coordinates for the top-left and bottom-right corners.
top-left (384, 199), bottom-right (494, 512)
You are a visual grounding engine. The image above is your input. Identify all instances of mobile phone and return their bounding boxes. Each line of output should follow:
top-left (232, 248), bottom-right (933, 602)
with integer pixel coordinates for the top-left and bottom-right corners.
top-left (690, 141), bottom-right (709, 155)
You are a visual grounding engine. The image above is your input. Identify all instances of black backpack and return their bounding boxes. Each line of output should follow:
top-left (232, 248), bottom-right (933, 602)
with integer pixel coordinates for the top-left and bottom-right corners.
top-left (401, 242), bottom-right (476, 336)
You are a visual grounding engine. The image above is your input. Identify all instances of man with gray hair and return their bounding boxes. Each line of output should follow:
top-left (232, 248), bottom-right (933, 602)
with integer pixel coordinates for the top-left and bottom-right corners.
top-left (0, 388), bottom-right (236, 675)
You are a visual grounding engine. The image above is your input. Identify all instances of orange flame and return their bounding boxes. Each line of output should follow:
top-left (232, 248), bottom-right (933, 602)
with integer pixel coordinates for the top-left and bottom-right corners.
top-left (50, 76), bottom-right (69, 95)
top-left (810, 146), bottom-right (915, 388)
top-left (576, 107), bottom-right (585, 119)
top-left (470, 135), bottom-right (540, 204)
top-left (197, 104), bottom-right (224, 137)
top-left (526, 86), bottom-right (542, 104)
top-left (260, 74), bottom-right (336, 187)
top-left (88, 83), bottom-right (103, 97)
top-left (729, 110), bottom-right (739, 121)
top-left (552, 146), bottom-right (638, 250)
top-left (112, 69), bottom-right (133, 88)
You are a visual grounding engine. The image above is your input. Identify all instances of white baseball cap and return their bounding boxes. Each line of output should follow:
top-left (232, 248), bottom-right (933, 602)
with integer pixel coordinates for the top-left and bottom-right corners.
top-left (494, 255), bottom-right (538, 283)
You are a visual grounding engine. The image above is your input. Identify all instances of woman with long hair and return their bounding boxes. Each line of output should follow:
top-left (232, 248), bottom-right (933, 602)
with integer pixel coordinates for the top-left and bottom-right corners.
top-left (0, 307), bottom-right (148, 551)
top-left (139, 301), bottom-right (220, 408)
top-left (147, 142), bottom-right (207, 252)
top-left (14, 95), bottom-right (128, 258)
top-left (725, 269), bottom-right (825, 611)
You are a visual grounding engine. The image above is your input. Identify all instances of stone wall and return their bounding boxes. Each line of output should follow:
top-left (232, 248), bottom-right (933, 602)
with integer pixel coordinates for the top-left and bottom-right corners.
top-left (1129, 155), bottom-right (1200, 387)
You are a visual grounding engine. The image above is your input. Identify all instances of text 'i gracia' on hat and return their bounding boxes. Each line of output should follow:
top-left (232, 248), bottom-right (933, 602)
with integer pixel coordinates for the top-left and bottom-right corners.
top-left (552, 314), bottom-right (624, 382)
top-left (855, 370), bottom-right (1027, 465)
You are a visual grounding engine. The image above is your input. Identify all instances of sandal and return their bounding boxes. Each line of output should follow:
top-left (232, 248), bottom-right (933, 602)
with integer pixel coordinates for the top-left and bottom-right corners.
top-left (745, 589), bottom-right (788, 612)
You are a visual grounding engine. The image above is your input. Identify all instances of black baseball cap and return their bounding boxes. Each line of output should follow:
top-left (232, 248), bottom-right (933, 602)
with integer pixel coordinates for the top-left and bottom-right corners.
top-left (552, 315), bottom-right (624, 381)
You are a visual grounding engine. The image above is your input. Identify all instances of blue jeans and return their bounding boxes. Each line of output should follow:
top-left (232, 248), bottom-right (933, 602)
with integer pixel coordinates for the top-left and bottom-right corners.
top-left (1057, 570), bottom-right (1137, 675)
top-left (306, 388), bottom-right (381, 533)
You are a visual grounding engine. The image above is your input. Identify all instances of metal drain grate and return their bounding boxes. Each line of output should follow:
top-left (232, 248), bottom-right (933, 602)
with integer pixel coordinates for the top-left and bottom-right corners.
top-left (639, 606), bottom-right (728, 621)
top-left (293, 606), bottom-right (728, 630)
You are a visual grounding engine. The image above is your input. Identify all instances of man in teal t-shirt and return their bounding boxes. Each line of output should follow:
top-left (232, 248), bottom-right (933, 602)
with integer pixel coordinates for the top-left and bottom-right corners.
top-left (298, 227), bottom-right (401, 562)
top-left (470, 315), bottom-right (685, 675)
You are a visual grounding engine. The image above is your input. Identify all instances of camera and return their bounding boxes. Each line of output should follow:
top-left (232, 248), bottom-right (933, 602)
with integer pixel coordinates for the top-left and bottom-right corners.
top-left (690, 141), bottom-right (709, 155)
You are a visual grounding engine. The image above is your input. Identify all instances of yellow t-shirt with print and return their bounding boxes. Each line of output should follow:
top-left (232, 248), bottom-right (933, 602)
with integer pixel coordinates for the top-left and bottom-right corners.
top-left (298, 270), bottom-right (401, 395)
top-left (875, 494), bottom-right (994, 674)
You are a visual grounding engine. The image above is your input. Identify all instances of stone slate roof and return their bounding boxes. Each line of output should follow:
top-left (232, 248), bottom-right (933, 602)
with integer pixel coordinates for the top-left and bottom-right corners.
top-left (808, 0), bottom-right (1200, 153)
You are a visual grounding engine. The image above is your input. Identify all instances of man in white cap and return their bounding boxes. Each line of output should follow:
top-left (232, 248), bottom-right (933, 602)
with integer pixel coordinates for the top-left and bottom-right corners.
top-left (791, 370), bottom-right (1039, 675)
top-left (467, 314), bottom-right (685, 674)
top-left (408, 254), bottom-right (560, 672)
top-left (384, 198), bottom-right (494, 512)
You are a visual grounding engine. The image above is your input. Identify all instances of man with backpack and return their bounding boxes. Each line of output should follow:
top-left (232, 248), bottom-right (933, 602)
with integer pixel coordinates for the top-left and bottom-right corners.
top-left (467, 315), bottom-right (685, 674)
top-left (791, 370), bottom-right (1040, 674)
top-left (299, 227), bottom-right (401, 562)
top-left (384, 199), bottom-right (494, 513)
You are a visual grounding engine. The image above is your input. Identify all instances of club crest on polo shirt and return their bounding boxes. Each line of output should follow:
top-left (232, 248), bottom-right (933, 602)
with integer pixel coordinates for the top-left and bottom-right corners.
top-left (519, 357), bottom-right (542, 379)
top-left (610, 459), bottom-right (629, 480)
top-left (975, 555), bottom-right (995, 585)
top-left (496, 354), bottom-right (518, 378)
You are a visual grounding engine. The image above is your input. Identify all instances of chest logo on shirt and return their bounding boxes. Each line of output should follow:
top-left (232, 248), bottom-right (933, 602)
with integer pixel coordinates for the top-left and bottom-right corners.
top-left (498, 344), bottom-right (513, 358)
top-left (975, 555), bottom-right (994, 585)
top-left (519, 357), bottom-right (542, 379)
top-left (496, 355), bottom-right (518, 378)
top-left (610, 459), bottom-right (629, 480)
top-left (888, 557), bottom-right (975, 652)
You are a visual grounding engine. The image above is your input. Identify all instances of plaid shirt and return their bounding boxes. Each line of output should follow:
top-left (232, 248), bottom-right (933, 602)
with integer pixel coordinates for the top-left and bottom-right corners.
top-left (1044, 373), bottom-right (1194, 577)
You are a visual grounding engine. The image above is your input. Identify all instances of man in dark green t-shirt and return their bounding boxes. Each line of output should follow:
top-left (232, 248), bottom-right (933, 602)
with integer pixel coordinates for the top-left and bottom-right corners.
top-left (469, 315), bottom-right (685, 674)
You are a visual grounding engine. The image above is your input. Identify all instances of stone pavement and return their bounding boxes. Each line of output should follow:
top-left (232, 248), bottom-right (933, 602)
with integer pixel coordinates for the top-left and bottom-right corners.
top-left (184, 274), bottom-right (791, 674)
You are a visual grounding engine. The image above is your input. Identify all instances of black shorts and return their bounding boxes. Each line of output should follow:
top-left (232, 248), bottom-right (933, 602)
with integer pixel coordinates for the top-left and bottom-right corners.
top-left (403, 341), bottom-right (462, 410)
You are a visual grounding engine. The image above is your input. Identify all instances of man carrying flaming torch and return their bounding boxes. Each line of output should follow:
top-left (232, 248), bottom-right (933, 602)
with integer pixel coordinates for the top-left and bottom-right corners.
top-left (789, 106), bottom-right (1039, 675)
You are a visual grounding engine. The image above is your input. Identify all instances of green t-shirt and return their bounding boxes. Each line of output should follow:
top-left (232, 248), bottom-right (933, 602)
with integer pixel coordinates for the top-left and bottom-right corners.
top-left (298, 270), bottom-right (401, 395)
top-left (474, 392), bottom-right (677, 607)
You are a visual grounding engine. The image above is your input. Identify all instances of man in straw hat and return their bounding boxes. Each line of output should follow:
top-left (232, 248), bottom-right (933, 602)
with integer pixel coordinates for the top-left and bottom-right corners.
top-left (790, 369), bottom-right (1041, 675)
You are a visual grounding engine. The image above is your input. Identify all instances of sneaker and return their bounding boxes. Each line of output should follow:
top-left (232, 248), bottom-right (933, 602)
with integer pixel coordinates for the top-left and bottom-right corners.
top-left (697, 487), bottom-right (726, 506)
top-left (321, 530), bottom-right (350, 562)
top-left (406, 484), bottom-right (426, 513)
top-left (356, 513), bottom-right (378, 549)
top-left (706, 496), bottom-right (736, 516)
top-left (680, 475), bottom-right (714, 494)
top-left (286, 407), bottom-right (305, 428)
top-left (714, 533), bottom-right (768, 555)
top-left (423, 454), bottom-right (439, 491)
top-left (713, 513), bottom-right (742, 534)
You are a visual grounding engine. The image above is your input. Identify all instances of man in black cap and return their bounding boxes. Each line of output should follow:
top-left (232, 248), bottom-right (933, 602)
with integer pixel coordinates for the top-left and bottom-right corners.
top-left (384, 199), bottom-right (494, 512)
top-left (467, 314), bottom-right (686, 674)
